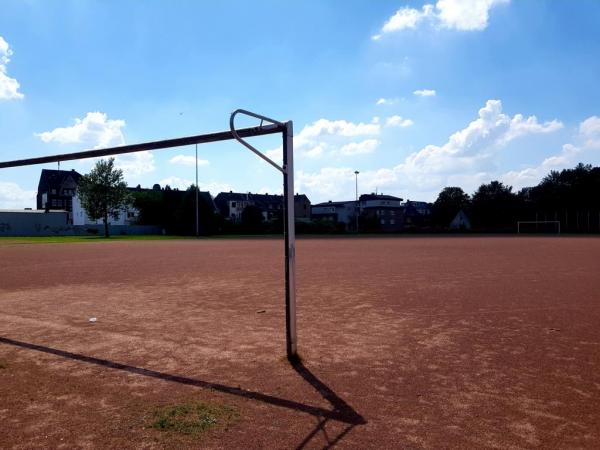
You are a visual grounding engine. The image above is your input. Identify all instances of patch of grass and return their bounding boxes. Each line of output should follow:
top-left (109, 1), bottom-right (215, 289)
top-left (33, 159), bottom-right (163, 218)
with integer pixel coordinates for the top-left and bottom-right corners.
top-left (148, 402), bottom-right (238, 436)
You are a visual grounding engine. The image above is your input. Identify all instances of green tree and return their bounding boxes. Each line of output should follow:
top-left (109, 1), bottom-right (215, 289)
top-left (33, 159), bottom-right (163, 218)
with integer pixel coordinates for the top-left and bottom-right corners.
top-left (432, 187), bottom-right (471, 228)
top-left (241, 204), bottom-right (264, 233)
top-left (77, 158), bottom-right (131, 238)
top-left (471, 181), bottom-right (519, 231)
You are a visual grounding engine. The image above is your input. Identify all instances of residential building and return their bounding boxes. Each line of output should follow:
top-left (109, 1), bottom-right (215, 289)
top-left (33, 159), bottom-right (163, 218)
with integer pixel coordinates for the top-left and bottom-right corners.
top-left (403, 200), bottom-right (433, 230)
top-left (359, 193), bottom-right (404, 232)
top-left (214, 192), bottom-right (311, 223)
top-left (311, 200), bottom-right (357, 230)
top-left (449, 210), bottom-right (472, 230)
top-left (36, 169), bottom-right (82, 221)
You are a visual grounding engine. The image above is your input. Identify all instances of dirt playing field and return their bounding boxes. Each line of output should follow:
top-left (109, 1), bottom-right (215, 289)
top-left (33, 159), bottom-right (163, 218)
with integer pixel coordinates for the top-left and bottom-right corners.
top-left (1, 236), bottom-right (599, 449)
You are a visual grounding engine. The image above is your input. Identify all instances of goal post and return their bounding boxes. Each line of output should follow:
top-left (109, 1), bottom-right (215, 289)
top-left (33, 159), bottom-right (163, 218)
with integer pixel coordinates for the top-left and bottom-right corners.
top-left (0, 110), bottom-right (298, 359)
top-left (517, 220), bottom-right (561, 234)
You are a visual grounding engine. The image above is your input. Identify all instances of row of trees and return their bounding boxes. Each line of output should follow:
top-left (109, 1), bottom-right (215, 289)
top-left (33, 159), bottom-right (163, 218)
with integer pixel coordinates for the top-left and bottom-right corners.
top-left (432, 163), bottom-right (600, 232)
top-left (79, 158), bottom-right (600, 237)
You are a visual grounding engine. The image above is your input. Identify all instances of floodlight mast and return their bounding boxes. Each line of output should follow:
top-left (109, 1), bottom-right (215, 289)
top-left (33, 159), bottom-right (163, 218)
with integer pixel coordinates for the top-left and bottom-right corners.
top-left (229, 109), bottom-right (297, 358)
top-left (0, 111), bottom-right (298, 359)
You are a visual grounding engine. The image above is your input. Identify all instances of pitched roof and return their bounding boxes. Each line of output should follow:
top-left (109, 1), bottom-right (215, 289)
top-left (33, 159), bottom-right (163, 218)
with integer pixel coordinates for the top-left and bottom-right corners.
top-left (359, 193), bottom-right (403, 202)
top-left (312, 200), bottom-right (355, 207)
top-left (37, 169), bottom-right (82, 192)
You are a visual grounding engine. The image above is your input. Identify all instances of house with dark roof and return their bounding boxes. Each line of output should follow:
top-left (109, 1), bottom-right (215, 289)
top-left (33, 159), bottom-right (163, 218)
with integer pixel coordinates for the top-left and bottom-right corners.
top-left (214, 192), bottom-right (311, 223)
top-left (311, 200), bottom-right (358, 230)
top-left (403, 200), bottom-right (433, 230)
top-left (36, 169), bottom-right (82, 218)
top-left (359, 193), bottom-right (404, 232)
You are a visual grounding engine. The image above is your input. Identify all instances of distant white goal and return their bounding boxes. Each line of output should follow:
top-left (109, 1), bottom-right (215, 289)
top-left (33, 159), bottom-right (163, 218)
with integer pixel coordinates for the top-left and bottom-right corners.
top-left (517, 221), bottom-right (561, 234)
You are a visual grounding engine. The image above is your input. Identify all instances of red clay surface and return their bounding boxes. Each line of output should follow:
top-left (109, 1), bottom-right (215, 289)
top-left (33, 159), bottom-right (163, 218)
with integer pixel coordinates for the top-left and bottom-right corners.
top-left (1, 236), bottom-right (599, 449)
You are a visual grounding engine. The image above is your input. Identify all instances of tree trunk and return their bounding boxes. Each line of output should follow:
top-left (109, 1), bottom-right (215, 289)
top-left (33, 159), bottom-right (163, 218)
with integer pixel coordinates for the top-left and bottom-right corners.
top-left (103, 213), bottom-right (109, 238)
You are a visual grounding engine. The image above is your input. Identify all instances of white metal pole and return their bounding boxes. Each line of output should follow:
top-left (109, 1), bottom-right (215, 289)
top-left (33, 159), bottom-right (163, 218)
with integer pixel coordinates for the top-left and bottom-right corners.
top-left (283, 121), bottom-right (297, 358)
top-left (195, 144), bottom-right (199, 237)
top-left (354, 170), bottom-right (359, 232)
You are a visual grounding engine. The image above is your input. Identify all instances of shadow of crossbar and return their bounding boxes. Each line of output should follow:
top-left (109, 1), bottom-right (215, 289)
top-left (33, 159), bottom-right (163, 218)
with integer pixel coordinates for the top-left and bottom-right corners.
top-left (0, 336), bottom-right (365, 426)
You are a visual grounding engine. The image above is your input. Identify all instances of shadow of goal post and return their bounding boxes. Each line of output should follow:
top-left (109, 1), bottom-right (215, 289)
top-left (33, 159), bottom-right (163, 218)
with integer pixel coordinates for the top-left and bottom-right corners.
top-left (0, 110), bottom-right (298, 359)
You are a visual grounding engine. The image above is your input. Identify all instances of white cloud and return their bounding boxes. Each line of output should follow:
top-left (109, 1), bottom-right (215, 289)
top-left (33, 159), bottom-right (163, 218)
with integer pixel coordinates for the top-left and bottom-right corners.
top-left (298, 99), bottom-right (564, 202)
top-left (36, 111), bottom-right (154, 180)
top-left (339, 139), bottom-right (380, 156)
top-left (381, 4), bottom-right (434, 33)
top-left (0, 36), bottom-right (24, 100)
top-left (373, 0), bottom-right (509, 38)
top-left (385, 115), bottom-right (414, 128)
top-left (376, 97), bottom-right (399, 105)
top-left (300, 118), bottom-right (380, 139)
top-left (169, 154), bottom-right (210, 167)
top-left (36, 112), bottom-right (126, 149)
top-left (267, 117), bottom-right (381, 161)
top-left (580, 116), bottom-right (600, 137)
top-left (158, 177), bottom-right (194, 190)
top-left (501, 114), bottom-right (563, 144)
top-left (579, 116), bottom-right (600, 148)
top-left (414, 89), bottom-right (436, 97)
top-left (436, 0), bottom-right (509, 31)
top-left (0, 181), bottom-right (36, 209)
top-left (114, 151), bottom-right (155, 179)
top-left (398, 100), bottom-right (562, 177)
top-left (501, 115), bottom-right (600, 189)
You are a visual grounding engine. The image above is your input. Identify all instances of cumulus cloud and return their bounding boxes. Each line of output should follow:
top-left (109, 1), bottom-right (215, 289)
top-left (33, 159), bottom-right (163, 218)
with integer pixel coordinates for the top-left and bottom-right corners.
top-left (414, 89), bottom-right (436, 97)
top-left (0, 36), bottom-right (24, 100)
top-left (299, 118), bottom-right (380, 139)
top-left (267, 117), bottom-right (381, 161)
top-left (297, 99), bottom-right (564, 202)
top-left (501, 116), bottom-right (600, 189)
top-left (169, 154), bottom-right (210, 167)
top-left (339, 139), bottom-right (380, 156)
top-left (385, 115), bottom-right (414, 128)
top-left (376, 97), bottom-right (399, 105)
top-left (114, 151), bottom-right (155, 178)
top-left (398, 100), bottom-right (562, 176)
top-left (0, 181), bottom-right (36, 209)
top-left (381, 4), bottom-right (434, 33)
top-left (36, 112), bottom-right (126, 149)
top-left (373, 0), bottom-right (509, 38)
top-left (38, 112), bottom-right (156, 179)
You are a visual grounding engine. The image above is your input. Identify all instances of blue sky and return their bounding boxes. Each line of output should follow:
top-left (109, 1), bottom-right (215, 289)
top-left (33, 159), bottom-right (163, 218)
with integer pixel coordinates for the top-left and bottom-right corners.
top-left (1, 0), bottom-right (600, 208)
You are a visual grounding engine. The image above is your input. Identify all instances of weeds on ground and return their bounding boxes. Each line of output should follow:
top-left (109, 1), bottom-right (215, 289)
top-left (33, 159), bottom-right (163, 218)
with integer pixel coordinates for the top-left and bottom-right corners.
top-left (148, 401), bottom-right (238, 436)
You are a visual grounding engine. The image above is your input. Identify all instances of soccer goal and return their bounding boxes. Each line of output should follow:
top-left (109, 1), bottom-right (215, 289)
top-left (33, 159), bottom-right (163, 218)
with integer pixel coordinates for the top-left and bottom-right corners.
top-left (0, 109), bottom-right (298, 358)
top-left (517, 220), bottom-right (561, 234)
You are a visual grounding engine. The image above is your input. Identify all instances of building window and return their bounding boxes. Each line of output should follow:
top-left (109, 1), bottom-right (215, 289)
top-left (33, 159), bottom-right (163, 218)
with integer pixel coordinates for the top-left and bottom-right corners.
top-left (390, 219), bottom-right (395, 225)
top-left (231, 201), bottom-right (237, 208)
top-left (51, 189), bottom-right (57, 194)
top-left (391, 210), bottom-right (395, 216)
top-left (381, 219), bottom-right (386, 225)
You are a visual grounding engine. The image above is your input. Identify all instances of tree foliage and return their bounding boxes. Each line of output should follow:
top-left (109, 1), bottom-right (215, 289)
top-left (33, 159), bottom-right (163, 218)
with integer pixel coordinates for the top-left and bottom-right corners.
top-left (241, 205), bottom-right (264, 233)
top-left (471, 181), bottom-right (520, 231)
top-left (132, 184), bottom-right (219, 235)
top-left (432, 187), bottom-right (471, 227)
top-left (77, 158), bottom-right (131, 237)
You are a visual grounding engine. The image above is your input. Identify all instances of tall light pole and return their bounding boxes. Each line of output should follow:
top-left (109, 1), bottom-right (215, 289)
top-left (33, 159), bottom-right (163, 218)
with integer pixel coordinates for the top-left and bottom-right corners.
top-left (354, 170), bottom-right (359, 233)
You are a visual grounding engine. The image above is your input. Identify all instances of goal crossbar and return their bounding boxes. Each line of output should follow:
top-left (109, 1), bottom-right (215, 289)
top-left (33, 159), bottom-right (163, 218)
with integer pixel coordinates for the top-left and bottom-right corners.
top-left (0, 112), bottom-right (298, 359)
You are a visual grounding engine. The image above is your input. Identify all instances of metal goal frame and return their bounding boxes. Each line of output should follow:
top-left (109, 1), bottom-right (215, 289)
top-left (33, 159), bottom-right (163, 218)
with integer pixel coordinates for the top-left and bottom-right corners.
top-left (517, 220), bottom-right (561, 234)
top-left (0, 109), bottom-right (298, 358)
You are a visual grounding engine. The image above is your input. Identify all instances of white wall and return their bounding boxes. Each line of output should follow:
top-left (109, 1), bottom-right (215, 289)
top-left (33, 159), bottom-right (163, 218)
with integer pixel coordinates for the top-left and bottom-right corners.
top-left (72, 194), bottom-right (137, 226)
